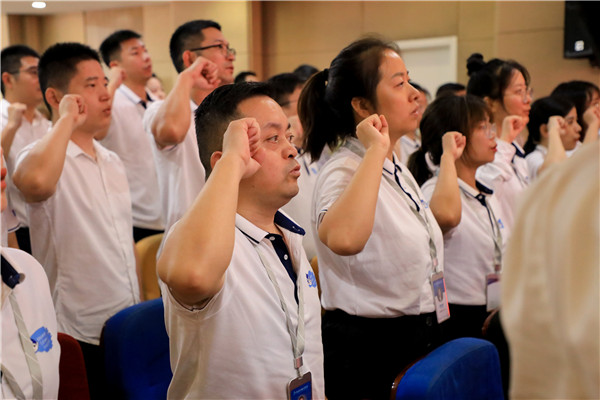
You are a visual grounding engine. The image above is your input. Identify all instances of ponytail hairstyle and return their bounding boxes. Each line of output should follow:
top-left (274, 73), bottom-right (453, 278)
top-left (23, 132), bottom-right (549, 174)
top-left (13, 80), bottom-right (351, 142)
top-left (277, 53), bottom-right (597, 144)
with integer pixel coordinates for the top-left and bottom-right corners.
top-left (298, 37), bottom-right (400, 161)
top-left (524, 96), bottom-right (574, 155)
top-left (408, 94), bottom-right (491, 186)
top-left (466, 53), bottom-right (530, 109)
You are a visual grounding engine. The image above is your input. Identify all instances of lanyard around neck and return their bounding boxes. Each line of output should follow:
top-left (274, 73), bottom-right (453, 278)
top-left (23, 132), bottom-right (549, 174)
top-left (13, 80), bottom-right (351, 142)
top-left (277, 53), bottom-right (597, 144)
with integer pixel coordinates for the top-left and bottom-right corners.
top-left (343, 139), bottom-right (440, 272)
top-left (248, 234), bottom-right (306, 377)
top-left (460, 187), bottom-right (503, 270)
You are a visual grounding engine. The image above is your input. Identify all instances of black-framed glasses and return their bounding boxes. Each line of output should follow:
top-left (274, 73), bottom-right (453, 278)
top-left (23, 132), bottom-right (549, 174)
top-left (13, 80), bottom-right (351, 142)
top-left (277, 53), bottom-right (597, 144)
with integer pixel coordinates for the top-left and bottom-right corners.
top-left (189, 43), bottom-right (236, 57)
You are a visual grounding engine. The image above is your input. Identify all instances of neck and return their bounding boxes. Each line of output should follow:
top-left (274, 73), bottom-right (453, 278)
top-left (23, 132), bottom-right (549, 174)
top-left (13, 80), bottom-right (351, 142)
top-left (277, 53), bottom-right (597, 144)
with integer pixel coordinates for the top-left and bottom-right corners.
top-left (237, 200), bottom-right (279, 234)
top-left (455, 159), bottom-right (478, 189)
top-left (123, 79), bottom-right (148, 100)
top-left (70, 130), bottom-right (97, 159)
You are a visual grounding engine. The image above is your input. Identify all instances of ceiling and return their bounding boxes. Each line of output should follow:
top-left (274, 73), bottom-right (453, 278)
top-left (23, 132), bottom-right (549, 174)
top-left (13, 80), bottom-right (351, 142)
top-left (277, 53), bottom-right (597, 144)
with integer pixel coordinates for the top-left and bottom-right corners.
top-left (1, 1), bottom-right (169, 15)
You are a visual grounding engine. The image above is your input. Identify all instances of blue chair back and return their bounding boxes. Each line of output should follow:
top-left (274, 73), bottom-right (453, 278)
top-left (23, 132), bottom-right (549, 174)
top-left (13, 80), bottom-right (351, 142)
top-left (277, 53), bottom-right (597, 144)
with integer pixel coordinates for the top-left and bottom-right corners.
top-left (103, 298), bottom-right (172, 400)
top-left (392, 337), bottom-right (503, 400)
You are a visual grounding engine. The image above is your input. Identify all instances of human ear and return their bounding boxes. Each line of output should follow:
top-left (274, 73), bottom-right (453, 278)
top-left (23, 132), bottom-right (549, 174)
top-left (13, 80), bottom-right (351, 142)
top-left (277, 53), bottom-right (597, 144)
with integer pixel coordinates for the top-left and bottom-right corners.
top-left (483, 96), bottom-right (498, 114)
top-left (210, 151), bottom-right (223, 170)
top-left (45, 88), bottom-right (62, 110)
top-left (351, 97), bottom-right (374, 120)
top-left (1, 72), bottom-right (15, 90)
top-left (109, 60), bottom-right (120, 68)
top-left (539, 123), bottom-right (549, 139)
top-left (182, 50), bottom-right (194, 69)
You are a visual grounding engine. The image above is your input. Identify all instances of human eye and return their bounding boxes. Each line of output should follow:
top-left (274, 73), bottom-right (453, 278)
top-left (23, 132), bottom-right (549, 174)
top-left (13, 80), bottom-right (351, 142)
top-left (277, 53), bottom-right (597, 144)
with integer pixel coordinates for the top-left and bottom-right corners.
top-left (266, 135), bottom-right (279, 143)
top-left (287, 133), bottom-right (295, 143)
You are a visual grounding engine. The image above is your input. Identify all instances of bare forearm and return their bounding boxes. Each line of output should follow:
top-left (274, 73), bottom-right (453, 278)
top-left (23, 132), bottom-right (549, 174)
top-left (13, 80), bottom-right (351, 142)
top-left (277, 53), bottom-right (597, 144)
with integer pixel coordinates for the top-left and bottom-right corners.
top-left (1, 124), bottom-right (19, 158)
top-left (539, 128), bottom-right (566, 175)
top-left (151, 74), bottom-right (193, 147)
top-left (318, 148), bottom-right (386, 255)
top-left (158, 154), bottom-right (245, 305)
top-left (13, 116), bottom-right (74, 202)
top-left (429, 153), bottom-right (461, 233)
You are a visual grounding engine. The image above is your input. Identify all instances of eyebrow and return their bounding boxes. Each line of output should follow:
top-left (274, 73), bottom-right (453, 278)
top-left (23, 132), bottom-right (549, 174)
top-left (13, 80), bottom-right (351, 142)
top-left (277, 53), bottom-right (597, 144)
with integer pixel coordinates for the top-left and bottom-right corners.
top-left (262, 122), bottom-right (291, 132)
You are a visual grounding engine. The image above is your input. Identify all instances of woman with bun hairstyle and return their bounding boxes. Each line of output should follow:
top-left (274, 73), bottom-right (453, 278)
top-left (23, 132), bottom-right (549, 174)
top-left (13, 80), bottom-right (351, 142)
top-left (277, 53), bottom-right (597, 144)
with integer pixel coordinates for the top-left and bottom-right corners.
top-left (466, 53), bottom-right (531, 233)
top-left (408, 94), bottom-right (507, 340)
top-left (299, 37), bottom-right (463, 400)
top-left (524, 96), bottom-right (581, 180)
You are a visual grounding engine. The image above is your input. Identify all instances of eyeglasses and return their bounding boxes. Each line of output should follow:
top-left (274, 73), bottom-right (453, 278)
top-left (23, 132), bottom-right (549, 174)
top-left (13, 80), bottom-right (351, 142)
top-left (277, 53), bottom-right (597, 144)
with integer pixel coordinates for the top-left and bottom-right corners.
top-left (478, 122), bottom-right (497, 139)
top-left (8, 66), bottom-right (39, 77)
top-left (189, 43), bottom-right (236, 58)
top-left (506, 87), bottom-right (533, 104)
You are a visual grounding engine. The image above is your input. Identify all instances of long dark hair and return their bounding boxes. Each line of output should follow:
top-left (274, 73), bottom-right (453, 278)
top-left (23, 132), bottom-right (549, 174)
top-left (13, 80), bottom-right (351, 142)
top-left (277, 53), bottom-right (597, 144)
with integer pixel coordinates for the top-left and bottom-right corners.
top-left (298, 37), bottom-right (400, 161)
top-left (408, 94), bottom-right (491, 186)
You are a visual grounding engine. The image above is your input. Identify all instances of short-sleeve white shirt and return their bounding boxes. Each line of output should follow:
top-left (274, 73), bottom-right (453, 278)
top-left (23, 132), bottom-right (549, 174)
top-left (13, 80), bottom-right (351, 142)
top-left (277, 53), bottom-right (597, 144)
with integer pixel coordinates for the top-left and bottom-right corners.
top-left (394, 134), bottom-right (421, 164)
top-left (422, 177), bottom-right (507, 305)
top-left (1, 99), bottom-right (51, 227)
top-left (16, 140), bottom-right (140, 345)
top-left (100, 85), bottom-right (163, 230)
top-left (1, 246), bottom-right (60, 399)
top-left (476, 139), bottom-right (529, 233)
top-left (525, 144), bottom-right (546, 181)
top-left (312, 138), bottom-right (444, 317)
top-left (143, 100), bottom-right (204, 238)
top-left (161, 212), bottom-right (324, 399)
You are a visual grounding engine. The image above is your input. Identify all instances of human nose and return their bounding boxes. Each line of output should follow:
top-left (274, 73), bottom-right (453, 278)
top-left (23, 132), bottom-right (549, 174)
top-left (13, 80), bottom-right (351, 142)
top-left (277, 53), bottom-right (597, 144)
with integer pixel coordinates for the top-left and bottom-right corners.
top-left (284, 140), bottom-right (298, 158)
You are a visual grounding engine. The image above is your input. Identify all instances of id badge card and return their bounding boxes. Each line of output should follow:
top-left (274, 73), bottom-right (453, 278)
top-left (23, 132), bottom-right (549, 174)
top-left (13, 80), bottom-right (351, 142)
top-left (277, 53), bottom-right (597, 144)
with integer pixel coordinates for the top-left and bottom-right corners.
top-left (288, 371), bottom-right (312, 400)
top-left (486, 273), bottom-right (501, 312)
top-left (431, 272), bottom-right (450, 323)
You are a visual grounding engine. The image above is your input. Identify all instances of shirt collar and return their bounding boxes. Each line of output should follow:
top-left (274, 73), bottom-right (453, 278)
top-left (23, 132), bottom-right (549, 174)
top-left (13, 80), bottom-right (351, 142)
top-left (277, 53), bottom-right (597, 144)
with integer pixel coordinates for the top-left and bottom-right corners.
top-left (236, 211), bottom-right (305, 244)
top-left (1, 249), bottom-right (25, 289)
top-left (512, 141), bottom-right (526, 158)
top-left (117, 84), bottom-right (153, 105)
top-left (458, 177), bottom-right (494, 197)
top-left (65, 139), bottom-right (108, 161)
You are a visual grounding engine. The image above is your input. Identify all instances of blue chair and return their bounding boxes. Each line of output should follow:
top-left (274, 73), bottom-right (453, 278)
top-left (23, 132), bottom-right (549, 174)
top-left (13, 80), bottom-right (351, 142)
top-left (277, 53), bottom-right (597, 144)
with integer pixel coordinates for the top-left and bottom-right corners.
top-left (103, 298), bottom-right (172, 400)
top-left (391, 338), bottom-right (503, 400)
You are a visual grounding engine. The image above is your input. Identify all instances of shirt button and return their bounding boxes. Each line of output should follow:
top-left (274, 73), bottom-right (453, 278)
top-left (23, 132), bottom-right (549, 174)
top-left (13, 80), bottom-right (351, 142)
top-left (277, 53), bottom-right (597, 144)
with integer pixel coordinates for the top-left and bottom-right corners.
top-left (269, 237), bottom-right (275, 241)
top-left (284, 255), bottom-right (288, 260)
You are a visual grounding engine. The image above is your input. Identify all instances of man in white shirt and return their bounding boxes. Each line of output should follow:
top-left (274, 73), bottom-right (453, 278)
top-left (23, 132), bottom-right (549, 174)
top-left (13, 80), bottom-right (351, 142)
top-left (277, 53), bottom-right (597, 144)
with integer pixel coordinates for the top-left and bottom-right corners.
top-left (99, 30), bottom-right (163, 241)
top-left (13, 42), bottom-right (140, 400)
top-left (1, 45), bottom-right (52, 253)
top-left (158, 82), bottom-right (325, 399)
top-left (143, 19), bottom-right (235, 240)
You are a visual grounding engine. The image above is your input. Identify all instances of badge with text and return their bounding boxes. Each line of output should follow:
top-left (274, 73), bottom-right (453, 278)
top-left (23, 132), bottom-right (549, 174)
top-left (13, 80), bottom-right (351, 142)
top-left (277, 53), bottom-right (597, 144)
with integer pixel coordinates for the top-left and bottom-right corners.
top-left (486, 273), bottom-right (501, 312)
top-left (288, 371), bottom-right (312, 400)
top-left (431, 272), bottom-right (450, 323)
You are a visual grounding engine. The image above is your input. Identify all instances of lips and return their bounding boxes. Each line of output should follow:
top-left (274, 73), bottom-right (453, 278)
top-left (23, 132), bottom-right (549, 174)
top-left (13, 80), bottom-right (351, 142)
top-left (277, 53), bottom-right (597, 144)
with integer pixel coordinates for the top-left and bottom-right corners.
top-left (290, 163), bottom-right (301, 177)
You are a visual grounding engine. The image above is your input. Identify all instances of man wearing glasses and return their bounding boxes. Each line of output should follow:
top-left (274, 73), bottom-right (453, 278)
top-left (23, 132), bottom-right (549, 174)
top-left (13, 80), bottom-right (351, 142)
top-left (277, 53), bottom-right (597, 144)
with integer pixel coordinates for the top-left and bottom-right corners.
top-left (144, 20), bottom-right (234, 241)
top-left (1, 45), bottom-right (51, 254)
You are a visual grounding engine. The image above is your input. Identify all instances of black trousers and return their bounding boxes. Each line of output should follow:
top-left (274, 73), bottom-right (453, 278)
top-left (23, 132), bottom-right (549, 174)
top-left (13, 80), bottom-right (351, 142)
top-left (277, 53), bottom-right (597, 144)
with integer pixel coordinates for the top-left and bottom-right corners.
top-left (322, 309), bottom-right (445, 400)
top-left (444, 303), bottom-right (489, 341)
top-left (15, 227), bottom-right (32, 254)
top-left (78, 341), bottom-right (107, 400)
top-left (132, 226), bottom-right (163, 243)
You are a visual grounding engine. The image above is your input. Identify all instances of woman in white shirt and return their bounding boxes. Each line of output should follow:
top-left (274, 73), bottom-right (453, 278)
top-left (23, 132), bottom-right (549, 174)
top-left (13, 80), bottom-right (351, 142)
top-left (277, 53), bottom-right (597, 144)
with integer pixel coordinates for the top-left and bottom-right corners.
top-left (298, 37), bottom-right (463, 400)
top-left (466, 54), bottom-right (531, 233)
top-left (524, 96), bottom-right (582, 180)
top-left (408, 94), bottom-right (506, 340)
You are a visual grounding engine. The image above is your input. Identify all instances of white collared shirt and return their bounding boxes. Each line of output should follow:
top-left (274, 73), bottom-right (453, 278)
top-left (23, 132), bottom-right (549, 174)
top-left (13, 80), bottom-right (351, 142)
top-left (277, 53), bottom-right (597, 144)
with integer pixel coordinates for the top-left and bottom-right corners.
top-left (161, 212), bottom-right (324, 399)
top-left (312, 137), bottom-right (443, 317)
top-left (394, 134), bottom-right (421, 165)
top-left (525, 144), bottom-right (547, 181)
top-left (1, 99), bottom-right (52, 227)
top-left (476, 139), bottom-right (529, 233)
top-left (16, 140), bottom-right (139, 345)
top-left (422, 177), bottom-right (507, 305)
top-left (143, 100), bottom-right (205, 240)
top-left (1, 246), bottom-right (60, 399)
top-left (100, 85), bottom-right (163, 230)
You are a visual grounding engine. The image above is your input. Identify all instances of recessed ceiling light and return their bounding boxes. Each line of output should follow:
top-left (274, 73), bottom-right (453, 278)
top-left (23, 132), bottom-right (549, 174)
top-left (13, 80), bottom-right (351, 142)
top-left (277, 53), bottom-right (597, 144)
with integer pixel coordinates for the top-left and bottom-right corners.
top-left (32, 1), bottom-right (46, 9)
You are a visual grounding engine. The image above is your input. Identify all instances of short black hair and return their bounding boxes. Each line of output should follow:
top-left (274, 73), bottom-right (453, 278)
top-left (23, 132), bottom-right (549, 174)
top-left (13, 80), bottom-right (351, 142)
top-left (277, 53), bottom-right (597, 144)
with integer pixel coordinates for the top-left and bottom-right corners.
top-left (267, 73), bottom-right (304, 107)
top-left (169, 20), bottom-right (221, 73)
top-left (195, 82), bottom-right (274, 177)
top-left (99, 29), bottom-right (141, 66)
top-left (234, 71), bottom-right (257, 84)
top-left (293, 64), bottom-right (318, 83)
top-left (39, 42), bottom-right (101, 109)
top-left (1, 45), bottom-right (40, 96)
top-left (436, 82), bottom-right (466, 99)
